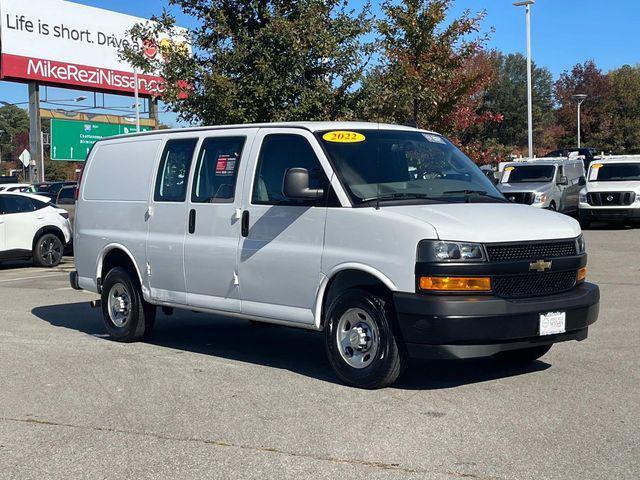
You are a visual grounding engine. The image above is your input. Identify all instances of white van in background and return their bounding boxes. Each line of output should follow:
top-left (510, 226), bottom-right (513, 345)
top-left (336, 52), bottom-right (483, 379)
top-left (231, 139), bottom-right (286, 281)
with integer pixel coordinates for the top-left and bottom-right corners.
top-left (70, 122), bottom-right (599, 388)
top-left (497, 157), bottom-right (586, 213)
top-left (579, 155), bottom-right (640, 227)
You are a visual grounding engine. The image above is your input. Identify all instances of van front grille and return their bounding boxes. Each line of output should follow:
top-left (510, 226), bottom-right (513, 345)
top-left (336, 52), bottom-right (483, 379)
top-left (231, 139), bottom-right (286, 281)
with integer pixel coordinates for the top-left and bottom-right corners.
top-left (485, 241), bottom-right (577, 262)
top-left (493, 271), bottom-right (577, 298)
top-left (587, 191), bottom-right (636, 206)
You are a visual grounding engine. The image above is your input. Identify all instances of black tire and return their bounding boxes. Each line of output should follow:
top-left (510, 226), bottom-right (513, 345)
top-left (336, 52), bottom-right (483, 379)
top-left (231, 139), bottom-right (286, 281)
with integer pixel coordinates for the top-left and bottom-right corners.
top-left (494, 344), bottom-right (552, 364)
top-left (101, 267), bottom-right (156, 342)
top-left (548, 202), bottom-right (557, 212)
top-left (324, 289), bottom-right (407, 389)
top-left (33, 233), bottom-right (64, 267)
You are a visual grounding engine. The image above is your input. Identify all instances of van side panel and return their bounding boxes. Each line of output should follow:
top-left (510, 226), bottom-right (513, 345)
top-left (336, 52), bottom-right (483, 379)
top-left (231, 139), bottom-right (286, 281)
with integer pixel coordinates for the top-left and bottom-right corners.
top-left (75, 138), bottom-right (164, 294)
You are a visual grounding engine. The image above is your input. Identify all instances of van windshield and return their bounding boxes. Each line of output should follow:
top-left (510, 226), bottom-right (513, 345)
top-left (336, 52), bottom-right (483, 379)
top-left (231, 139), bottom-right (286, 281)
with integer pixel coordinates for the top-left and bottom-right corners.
top-left (317, 130), bottom-right (503, 205)
top-left (503, 165), bottom-right (556, 183)
top-left (591, 163), bottom-right (640, 182)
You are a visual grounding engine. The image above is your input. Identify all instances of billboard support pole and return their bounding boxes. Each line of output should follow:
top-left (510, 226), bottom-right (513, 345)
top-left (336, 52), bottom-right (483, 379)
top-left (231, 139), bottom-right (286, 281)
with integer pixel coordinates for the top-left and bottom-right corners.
top-left (149, 98), bottom-right (159, 128)
top-left (28, 82), bottom-right (43, 183)
top-left (133, 69), bottom-right (141, 133)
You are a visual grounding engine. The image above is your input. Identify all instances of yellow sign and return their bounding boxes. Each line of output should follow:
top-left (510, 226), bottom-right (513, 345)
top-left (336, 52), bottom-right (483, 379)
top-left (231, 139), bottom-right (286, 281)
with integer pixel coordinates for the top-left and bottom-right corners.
top-left (591, 163), bottom-right (603, 169)
top-left (322, 131), bottom-right (366, 143)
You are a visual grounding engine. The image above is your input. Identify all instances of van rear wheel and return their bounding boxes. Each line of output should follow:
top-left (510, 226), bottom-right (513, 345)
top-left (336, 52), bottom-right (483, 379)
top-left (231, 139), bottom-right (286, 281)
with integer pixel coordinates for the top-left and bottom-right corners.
top-left (101, 267), bottom-right (156, 342)
top-left (325, 289), bottom-right (406, 389)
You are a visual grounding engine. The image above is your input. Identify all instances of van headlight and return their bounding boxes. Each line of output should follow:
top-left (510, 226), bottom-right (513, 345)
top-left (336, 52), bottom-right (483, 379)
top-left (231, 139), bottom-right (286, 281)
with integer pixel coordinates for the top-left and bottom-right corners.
top-left (417, 240), bottom-right (486, 262)
top-left (576, 234), bottom-right (586, 254)
top-left (533, 192), bottom-right (547, 204)
top-left (579, 189), bottom-right (587, 203)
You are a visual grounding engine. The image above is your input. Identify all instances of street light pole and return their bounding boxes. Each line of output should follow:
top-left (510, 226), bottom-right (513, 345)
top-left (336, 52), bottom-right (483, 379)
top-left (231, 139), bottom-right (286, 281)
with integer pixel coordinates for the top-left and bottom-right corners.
top-left (572, 94), bottom-right (588, 148)
top-left (514, 1), bottom-right (535, 158)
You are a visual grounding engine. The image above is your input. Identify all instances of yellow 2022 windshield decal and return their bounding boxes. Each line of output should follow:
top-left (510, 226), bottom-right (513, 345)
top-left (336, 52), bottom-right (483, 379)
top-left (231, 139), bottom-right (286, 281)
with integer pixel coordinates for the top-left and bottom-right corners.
top-left (322, 131), bottom-right (366, 143)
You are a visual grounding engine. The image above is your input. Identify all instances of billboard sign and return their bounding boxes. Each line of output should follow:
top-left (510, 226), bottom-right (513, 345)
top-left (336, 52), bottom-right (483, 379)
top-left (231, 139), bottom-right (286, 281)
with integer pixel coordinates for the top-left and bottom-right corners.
top-left (0, 0), bottom-right (187, 96)
top-left (50, 119), bottom-right (152, 161)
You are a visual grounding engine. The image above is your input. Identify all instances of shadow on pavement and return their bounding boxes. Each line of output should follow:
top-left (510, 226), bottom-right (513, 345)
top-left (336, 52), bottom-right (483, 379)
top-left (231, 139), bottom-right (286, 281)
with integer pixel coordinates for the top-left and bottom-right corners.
top-left (32, 302), bottom-right (551, 390)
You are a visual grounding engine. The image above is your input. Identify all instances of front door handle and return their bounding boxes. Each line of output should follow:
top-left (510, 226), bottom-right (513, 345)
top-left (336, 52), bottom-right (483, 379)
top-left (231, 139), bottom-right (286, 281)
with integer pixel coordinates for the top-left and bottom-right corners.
top-left (241, 210), bottom-right (249, 237)
top-left (188, 209), bottom-right (196, 234)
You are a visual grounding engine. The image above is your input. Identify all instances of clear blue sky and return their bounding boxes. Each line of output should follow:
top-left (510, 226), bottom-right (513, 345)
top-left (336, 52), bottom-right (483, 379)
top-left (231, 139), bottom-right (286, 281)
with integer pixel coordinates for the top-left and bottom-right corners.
top-left (1, 0), bottom-right (638, 126)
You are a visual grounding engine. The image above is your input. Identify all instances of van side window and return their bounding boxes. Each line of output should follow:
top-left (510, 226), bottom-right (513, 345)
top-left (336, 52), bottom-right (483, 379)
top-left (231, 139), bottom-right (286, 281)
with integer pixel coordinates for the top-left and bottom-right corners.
top-left (154, 138), bottom-right (198, 202)
top-left (192, 137), bottom-right (245, 203)
top-left (252, 134), bottom-right (328, 206)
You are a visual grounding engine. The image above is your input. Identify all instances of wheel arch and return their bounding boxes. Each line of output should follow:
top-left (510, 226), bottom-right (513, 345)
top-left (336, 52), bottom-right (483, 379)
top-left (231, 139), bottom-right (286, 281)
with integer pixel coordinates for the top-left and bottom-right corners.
top-left (314, 264), bottom-right (397, 329)
top-left (97, 244), bottom-right (145, 295)
top-left (32, 225), bottom-right (66, 251)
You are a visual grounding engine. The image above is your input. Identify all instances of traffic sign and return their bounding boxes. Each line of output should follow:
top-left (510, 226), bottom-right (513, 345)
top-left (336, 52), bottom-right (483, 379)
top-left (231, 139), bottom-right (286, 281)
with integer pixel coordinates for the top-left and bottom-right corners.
top-left (50, 119), bottom-right (152, 161)
top-left (19, 149), bottom-right (31, 167)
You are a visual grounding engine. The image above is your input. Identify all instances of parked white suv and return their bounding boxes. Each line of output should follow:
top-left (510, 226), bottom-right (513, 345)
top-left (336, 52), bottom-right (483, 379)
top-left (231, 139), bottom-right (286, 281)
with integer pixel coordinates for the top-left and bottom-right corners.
top-left (579, 155), bottom-right (640, 227)
top-left (0, 192), bottom-right (72, 267)
top-left (71, 122), bottom-right (599, 388)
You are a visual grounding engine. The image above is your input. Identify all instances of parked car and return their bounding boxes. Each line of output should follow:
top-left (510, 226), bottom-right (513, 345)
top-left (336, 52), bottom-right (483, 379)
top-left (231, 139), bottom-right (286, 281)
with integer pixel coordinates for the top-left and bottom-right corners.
top-left (71, 122), bottom-right (599, 388)
top-left (0, 192), bottom-right (72, 267)
top-left (497, 158), bottom-right (585, 213)
top-left (55, 185), bottom-right (77, 227)
top-left (578, 155), bottom-right (640, 227)
top-left (0, 183), bottom-right (36, 193)
top-left (545, 148), bottom-right (598, 170)
top-left (34, 181), bottom-right (76, 197)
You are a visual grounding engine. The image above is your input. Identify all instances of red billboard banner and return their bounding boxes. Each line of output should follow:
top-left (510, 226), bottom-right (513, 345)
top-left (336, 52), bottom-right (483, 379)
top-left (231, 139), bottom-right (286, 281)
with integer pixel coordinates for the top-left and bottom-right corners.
top-left (1, 54), bottom-right (165, 96)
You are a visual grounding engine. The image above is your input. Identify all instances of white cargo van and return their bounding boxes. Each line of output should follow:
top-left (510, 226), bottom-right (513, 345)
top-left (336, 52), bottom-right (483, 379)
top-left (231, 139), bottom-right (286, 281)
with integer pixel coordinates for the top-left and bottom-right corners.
top-left (497, 157), bottom-right (586, 213)
top-left (71, 122), bottom-right (599, 388)
top-left (578, 155), bottom-right (640, 227)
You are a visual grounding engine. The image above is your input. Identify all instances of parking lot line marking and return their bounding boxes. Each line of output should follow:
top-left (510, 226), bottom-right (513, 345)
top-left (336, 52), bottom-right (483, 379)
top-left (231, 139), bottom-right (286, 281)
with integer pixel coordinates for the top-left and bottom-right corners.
top-left (0, 273), bottom-right (67, 283)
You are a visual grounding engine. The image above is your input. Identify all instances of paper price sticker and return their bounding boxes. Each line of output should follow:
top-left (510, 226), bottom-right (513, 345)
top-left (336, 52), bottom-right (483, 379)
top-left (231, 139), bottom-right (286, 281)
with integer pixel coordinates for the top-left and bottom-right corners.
top-left (322, 131), bottom-right (366, 143)
top-left (588, 163), bottom-right (602, 181)
top-left (502, 166), bottom-right (515, 183)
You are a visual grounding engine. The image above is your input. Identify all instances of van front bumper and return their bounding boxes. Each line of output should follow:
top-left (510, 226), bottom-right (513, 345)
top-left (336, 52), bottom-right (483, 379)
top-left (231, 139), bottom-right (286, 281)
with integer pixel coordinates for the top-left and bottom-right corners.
top-left (579, 207), bottom-right (640, 221)
top-left (393, 282), bottom-right (599, 360)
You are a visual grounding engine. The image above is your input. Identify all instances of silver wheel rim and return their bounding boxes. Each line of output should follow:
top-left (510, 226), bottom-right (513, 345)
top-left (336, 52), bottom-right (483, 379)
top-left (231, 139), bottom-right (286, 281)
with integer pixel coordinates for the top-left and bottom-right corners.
top-left (40, 236), bottom-right (62, 266)
top-left (336, 308), bottom-right (380, 369)
top-left (107, 282), bottom-right (131, 328)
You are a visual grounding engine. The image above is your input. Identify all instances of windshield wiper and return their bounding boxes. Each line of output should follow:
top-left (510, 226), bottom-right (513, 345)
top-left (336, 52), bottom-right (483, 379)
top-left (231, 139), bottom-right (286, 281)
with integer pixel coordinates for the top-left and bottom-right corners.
top-left (442, 189), bottom-right (509, 203)
top-left (360, 192), bottom-right (438, 208)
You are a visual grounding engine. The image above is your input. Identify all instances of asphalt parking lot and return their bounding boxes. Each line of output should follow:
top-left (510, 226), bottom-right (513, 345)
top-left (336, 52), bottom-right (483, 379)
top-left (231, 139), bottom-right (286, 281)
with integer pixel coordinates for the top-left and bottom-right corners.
top-left (1, 227), bottom-right (638, 480)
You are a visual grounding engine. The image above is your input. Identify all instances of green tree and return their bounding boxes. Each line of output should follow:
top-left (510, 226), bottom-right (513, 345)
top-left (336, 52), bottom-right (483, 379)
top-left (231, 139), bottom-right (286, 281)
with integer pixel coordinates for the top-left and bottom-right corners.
top-left (122, 0), bottom-right (372, 124)
top-left (554, 60), bottom-right (611, 150)
top-left (0, 104), bottom-right (29, 165)
top-left (607, 64), bottom-right (640, 154)
top-left (479, 53), bottom-right (555, 154)
top-left (358, 0), bottom-right (491, 132)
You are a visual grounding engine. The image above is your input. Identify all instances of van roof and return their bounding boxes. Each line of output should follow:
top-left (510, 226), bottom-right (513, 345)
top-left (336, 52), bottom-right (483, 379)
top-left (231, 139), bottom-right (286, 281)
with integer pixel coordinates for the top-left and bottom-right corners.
top-left (99, 121), bottom-right (438, 142)
top-left (593, 155), bottom-right (640, 164)
top-left (501, 158), bottom-right (582, 167)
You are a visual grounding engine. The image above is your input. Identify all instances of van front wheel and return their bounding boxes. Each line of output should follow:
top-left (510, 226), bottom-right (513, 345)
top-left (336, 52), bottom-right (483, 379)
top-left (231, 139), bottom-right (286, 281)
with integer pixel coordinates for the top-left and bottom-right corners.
top-left (101, 267), bottom-right (156, 342)
top-left (325, 289), bottom-right (406, 389)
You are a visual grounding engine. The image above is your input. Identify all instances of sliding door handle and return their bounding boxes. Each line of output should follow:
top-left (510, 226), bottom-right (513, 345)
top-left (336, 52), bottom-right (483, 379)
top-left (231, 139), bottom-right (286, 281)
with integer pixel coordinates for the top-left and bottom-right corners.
top-left (241, 210), bottom-right (250, 237)
top-left (188, 209), bottom-right (196, 234)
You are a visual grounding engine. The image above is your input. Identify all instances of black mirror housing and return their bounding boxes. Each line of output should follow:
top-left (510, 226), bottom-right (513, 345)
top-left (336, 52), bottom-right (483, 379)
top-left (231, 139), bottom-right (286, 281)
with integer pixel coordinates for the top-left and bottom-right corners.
top-left (283, 168), bottom-right (324, 200)
top-left (578, 177), bottom-right (586, 186)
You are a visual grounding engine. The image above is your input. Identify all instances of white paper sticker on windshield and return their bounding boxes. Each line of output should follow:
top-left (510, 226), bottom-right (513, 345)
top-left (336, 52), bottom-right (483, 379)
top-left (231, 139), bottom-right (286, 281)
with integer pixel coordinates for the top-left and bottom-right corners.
top-left (423, 133), bottom-right (446, 144)
top-left (502, 166), bottom-right (514, 183)
top-left (589, 163), bottom-right (602, 181)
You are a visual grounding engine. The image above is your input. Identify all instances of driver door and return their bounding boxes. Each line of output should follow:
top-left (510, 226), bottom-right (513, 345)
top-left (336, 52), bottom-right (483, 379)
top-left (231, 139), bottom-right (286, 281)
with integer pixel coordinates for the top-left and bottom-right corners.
top-left (237, 129), bottom-right (332, 325)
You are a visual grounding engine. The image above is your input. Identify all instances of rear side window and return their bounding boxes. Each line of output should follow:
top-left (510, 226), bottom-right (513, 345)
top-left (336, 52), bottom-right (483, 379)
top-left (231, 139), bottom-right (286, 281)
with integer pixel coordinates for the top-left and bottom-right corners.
top-left (154, 138), bottom-right (198, 202)
top-left (57, 187), bottom-right (76, 205)
top-left (0, 195), bottom-right (35, 214)
top-left (252, 134), bottom-right (328, 206)
top-left (192, 137), bottom-right (245, 203)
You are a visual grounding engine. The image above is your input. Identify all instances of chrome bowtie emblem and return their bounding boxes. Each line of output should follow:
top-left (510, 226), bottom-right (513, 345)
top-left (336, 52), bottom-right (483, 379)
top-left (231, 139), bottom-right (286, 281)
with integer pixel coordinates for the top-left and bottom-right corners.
top-left (529, 259), bottom-right (552, 272)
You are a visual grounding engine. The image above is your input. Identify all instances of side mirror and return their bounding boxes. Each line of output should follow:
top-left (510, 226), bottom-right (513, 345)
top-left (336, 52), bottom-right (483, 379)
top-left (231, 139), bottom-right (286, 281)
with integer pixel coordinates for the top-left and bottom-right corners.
top-left (578, 177), bottom-right (586, 186)
top-left (557, 175), bottom-right (569, 186)
top-left (283, 168), bottom-right (324, 200)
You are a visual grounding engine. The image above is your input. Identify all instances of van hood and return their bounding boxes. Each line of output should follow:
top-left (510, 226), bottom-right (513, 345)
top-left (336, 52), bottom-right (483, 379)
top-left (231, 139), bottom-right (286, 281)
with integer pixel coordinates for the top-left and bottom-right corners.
top-left (586, 181), bottom-right (640, 193)
top-left (384, 203), bottom-right (581, 243)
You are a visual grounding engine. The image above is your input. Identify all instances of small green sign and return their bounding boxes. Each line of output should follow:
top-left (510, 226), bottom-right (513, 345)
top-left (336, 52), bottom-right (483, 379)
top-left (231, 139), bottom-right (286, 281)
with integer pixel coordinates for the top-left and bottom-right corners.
top-left (50, 119), bottom-right (153, 161)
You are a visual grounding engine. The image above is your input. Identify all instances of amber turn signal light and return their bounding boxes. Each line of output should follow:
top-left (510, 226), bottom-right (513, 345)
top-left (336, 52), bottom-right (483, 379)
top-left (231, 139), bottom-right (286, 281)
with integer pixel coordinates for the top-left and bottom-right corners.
top-left (576, 267), bottom-right (587, 283)
top-left (419, 276), bottom-right (492, 292)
